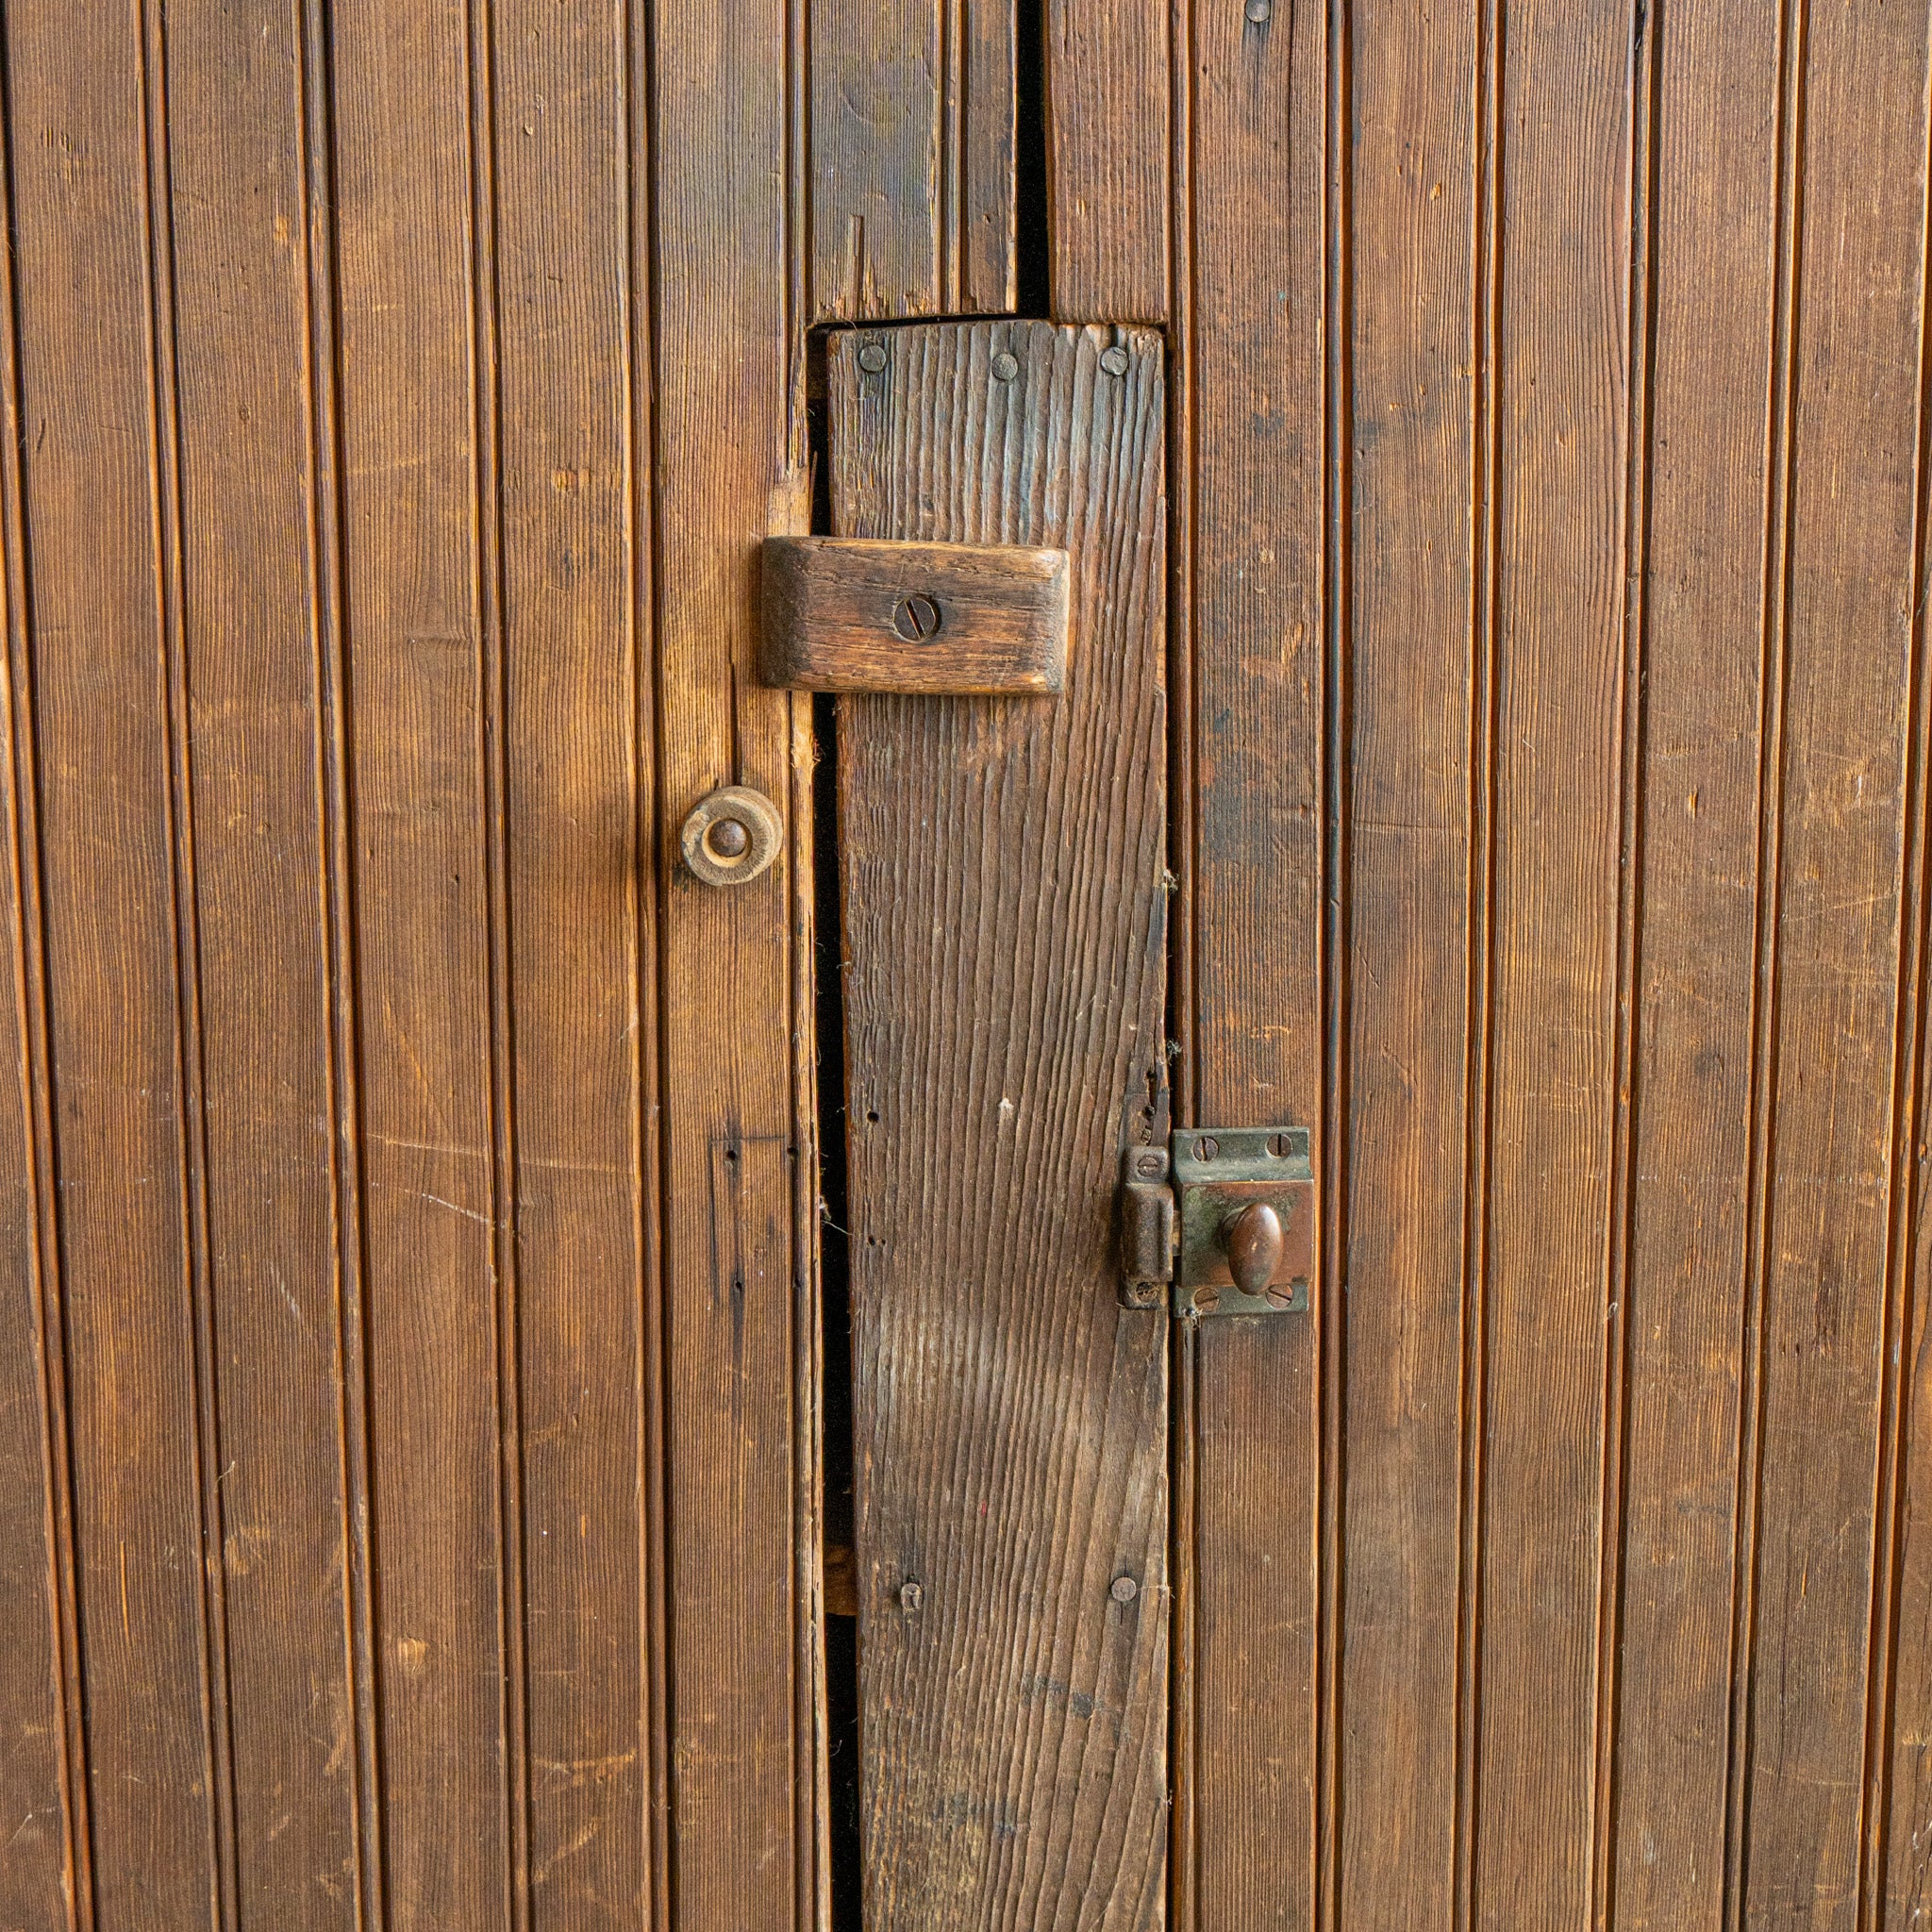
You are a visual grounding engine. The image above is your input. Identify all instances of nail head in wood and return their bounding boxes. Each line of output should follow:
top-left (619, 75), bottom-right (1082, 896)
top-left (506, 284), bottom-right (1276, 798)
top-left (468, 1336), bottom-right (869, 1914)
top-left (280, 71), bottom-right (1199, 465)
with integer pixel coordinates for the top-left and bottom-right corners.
top-left (759, 536), bottom-right (1069, 694)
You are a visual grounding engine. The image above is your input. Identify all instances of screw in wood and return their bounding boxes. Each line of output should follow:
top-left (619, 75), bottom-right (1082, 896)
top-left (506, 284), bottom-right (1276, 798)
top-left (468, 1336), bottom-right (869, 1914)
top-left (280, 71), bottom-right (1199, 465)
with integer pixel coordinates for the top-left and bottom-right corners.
top-left (991, 350), bottom-right (1020, 382)
top-left (898, 1579), bottom-right (924, 1613)
top-left (1099, 345), bottom-right (1130, 377)
top-left (857, 341), bottom-right (889, 374)
top-left (892, 592), bottom-right (942, 641)
top-left (1109, 1574), bottom-right (1140, 1604)
top-left (707, 818), bottom-right (750, 859)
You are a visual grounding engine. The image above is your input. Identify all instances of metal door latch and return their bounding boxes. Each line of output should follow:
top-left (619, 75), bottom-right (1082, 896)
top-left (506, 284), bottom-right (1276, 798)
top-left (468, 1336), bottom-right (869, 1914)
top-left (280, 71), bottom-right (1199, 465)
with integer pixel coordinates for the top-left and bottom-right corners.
top-left (1118, 1127), bottom-right (1313, 1316)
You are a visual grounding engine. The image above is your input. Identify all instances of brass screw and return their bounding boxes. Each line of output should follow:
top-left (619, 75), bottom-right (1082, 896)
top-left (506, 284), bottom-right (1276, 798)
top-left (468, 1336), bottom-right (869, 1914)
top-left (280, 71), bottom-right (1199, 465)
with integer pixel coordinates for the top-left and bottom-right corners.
top-left (1099, 345), bottom-right (1130, 377)
top-left (858, 341), bottom-right (889, 374)
top-left (991, 350), bottom-right (1020, 381)
top-left (1109, 1575), bottom-right (1140, 1604)
top-left (898, 1579), bottom-right (924, 1613)
top-left (1268, 1131), bottom-right (1292, 1158)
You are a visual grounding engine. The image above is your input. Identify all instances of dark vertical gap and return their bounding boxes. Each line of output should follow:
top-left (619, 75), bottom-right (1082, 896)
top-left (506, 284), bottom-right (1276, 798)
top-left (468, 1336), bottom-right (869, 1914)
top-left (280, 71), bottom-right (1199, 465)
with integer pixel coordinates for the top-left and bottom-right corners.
top-left (1013, 0), bottom-right (1050, 317)
top-left (807, 324), bottom-right (862, 1930)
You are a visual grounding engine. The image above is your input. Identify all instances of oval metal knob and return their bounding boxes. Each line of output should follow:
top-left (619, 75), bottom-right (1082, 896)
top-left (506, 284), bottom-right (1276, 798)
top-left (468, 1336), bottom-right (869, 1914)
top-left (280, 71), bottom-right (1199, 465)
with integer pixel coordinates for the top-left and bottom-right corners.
top-left (1222, 1201), bottom-right (1283, 1298)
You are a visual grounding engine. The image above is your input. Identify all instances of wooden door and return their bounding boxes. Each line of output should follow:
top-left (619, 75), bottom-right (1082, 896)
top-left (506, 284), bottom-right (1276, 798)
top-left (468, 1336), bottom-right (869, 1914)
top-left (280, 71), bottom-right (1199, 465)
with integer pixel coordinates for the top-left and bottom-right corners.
top-left (4, 4), bottom-right (1932, 1931)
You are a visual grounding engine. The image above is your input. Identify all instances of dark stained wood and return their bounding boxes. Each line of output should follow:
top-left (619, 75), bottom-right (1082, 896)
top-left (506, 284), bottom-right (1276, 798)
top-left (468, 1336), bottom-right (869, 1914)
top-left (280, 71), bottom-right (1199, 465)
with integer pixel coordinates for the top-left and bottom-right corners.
top-left (833, 318), bottom-right (1169, 1929)
top-left (5, 8), bottom-right (223, 1924)
top-left (1740, 5), bottom-right (1932, 1920)
top-left (810, 0), bottom-right (1014, 320)
top-left (652, 1), bottom-right (820, 1927)
top-left (761, 535), bottom-right (1069, 694)
top-left (1334, 1), bottom-right (1476, 1921)
top-left (1607, 0), bottom-right (1779, 1917)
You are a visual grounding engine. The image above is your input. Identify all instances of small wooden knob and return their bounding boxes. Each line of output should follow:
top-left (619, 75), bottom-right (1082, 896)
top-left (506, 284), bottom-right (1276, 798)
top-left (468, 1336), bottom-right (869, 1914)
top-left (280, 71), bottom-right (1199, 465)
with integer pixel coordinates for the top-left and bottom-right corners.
top-left (1223, 1202), bottom-right (1283, 1298)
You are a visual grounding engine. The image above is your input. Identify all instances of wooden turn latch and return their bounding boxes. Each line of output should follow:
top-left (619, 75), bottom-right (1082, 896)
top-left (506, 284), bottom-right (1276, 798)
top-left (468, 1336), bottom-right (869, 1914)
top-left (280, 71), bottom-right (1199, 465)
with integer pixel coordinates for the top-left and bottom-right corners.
top-left (759, 535), bottom-right (1069, 694)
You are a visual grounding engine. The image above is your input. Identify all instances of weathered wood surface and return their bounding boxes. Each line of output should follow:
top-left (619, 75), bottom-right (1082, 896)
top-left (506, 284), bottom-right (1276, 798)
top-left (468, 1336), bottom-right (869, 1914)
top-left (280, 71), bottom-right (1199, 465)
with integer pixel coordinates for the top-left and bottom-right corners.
top-left (1041, 2), bottom-right (1932, 1928)
top-left (0, 3), bottom-right (823, 1928)
top-left (762, 537), bottom-right (1069, 694)
top-left (809, 0), bottom-right (1015, 320)
top-left (832, 319), bottom-right (1169, 1930)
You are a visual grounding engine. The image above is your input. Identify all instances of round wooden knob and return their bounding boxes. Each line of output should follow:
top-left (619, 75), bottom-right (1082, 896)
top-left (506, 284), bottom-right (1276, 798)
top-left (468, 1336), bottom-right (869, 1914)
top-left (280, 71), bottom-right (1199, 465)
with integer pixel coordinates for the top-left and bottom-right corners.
top-left (680, 785), bottom-right (783, 887)
top-left (1222, 1201), bottom-right (1283, 1298)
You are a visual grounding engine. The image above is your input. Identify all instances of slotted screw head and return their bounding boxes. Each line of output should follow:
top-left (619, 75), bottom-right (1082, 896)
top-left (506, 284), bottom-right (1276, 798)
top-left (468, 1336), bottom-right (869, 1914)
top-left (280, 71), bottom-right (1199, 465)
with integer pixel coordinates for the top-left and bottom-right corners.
top-left (1134, 1151), bottom-right (1164, 1178)
top-left (858, 341), bottom-right (889, 374)
top-left (1195, 1135), bottom-right (1220, 1162)
top-left (991, 350), bottom-right (1020, 381)
top-left (1099, 345), bottom-right (1130, 376)
top-left (891, 592), bottom-right (942, 641)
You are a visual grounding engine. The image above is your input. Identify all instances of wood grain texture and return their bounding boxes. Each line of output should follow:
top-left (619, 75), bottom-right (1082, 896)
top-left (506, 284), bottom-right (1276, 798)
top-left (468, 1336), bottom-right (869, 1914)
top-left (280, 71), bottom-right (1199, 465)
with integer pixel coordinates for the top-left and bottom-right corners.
top-left (762, 536), bottom-right (1069, 694)
top-left (1044, 0), bottom-right (1166, 325)
top-left (833, 319), bottom-right (1169, 1931)
top-left (494, 0), bottom-right (656, 1917)
top-left (652, 0), bottom-right (818, 1925)
top-left (1740, 5), bottom-right (1932, 1923)
top-left (1174, 0), bottom-right (1331, 1924)
top-left (1334, 1), bottom-right (1475, 1921)
top-left (160, 0), bottom-right (369, 1918)
top-left (0, 8), bottom-right (85, 1920)
top-left (1473, 4), bottom-right (1631, 1914)
top-left (809, 0), bottom-right (1015, 319)
top-left (6, 7), bottom-right (224, 1924)
top-left (332, 3), bottom-right (522, 1919)
top-left (1608, 0), bottom-right (1780, 1920)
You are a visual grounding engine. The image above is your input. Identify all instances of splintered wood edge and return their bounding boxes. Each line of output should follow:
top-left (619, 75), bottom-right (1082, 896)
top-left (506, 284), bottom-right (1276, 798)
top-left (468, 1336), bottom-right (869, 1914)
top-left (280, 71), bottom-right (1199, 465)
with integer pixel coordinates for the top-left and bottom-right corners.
top-left (758, 535), bottom-right (1070, 694)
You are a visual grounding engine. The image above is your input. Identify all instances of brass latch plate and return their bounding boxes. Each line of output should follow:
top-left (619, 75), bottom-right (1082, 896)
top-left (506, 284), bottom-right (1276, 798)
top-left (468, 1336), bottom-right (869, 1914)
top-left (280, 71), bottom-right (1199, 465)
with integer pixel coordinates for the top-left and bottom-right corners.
top-left (1119, 1126), bottom-right (1314, 1316)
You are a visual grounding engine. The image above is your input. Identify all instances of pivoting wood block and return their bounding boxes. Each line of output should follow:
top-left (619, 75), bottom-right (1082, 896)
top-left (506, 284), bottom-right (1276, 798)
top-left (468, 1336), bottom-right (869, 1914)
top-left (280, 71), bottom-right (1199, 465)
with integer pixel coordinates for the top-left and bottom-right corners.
top-left (759, 535), bottom-right (1069, 693)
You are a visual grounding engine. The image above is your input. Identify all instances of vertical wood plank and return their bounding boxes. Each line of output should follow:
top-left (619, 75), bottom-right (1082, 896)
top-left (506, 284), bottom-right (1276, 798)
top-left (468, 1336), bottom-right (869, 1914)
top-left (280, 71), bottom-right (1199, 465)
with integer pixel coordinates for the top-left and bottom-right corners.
top-left (1334, 4), bottom-right (1475, 1922)
top-left (1890, 1074), bottom-right (1932, 1922)
top-left (1472, 3), bottom-right (1630, 1916)
top-left (160, 6), bottom-right (370, 1919)
top-left (6, 5), bottom-right (223, 1923)
top-left (331, 6), bottom-right (510, 1924)
top-left (833, 317), bottom-right (1169, 1932)
top-left (650, 0), bottom-right (813, 1924)
top-left (1741, 4), bottom-right (1932, 1920)
top-left (1177, 0), bottom-right (1329, 1924)
top-left (1044, 0), bottom-right (1167, 325)
top-left (809, 0), bottom-right (1015, 321)
top-left (492, 0), bottom-right (654, 1917)
top-left (1607, 0), bottom-right (1781, 1920)
top-left (0, 15), bottom-right (85, 1920)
